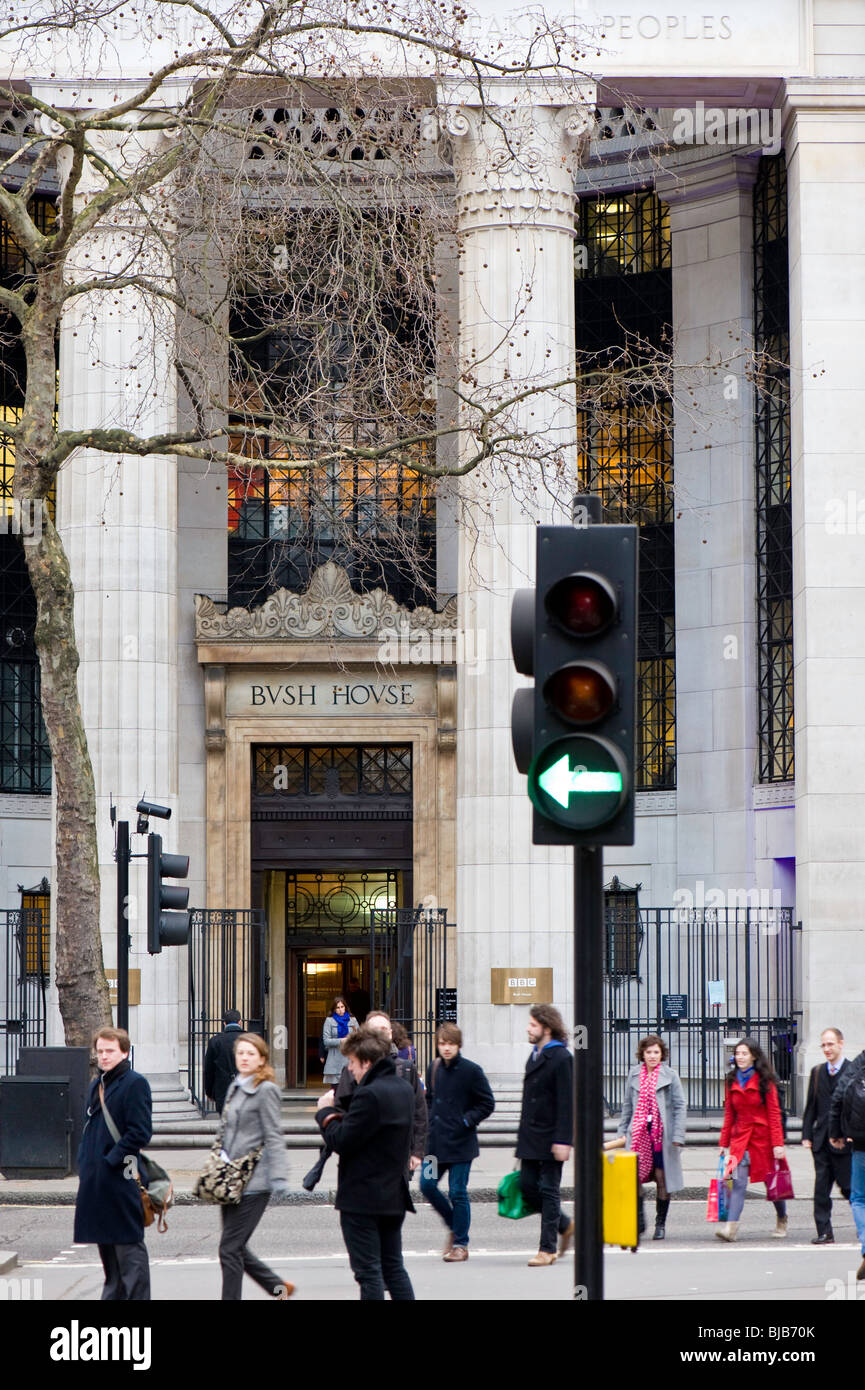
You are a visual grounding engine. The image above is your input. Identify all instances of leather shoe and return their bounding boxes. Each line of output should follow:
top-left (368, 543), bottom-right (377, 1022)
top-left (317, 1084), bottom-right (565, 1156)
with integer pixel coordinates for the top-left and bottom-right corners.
top-left (857, 1257), bottom-right (865, 1282)
top-left (527, 1250), bottom-right (557, 1266)
top-left (811, 1232), bottom-right (834, 1245)
top-left (443, 1245), bottom-right (468, 1262)
top-left (558, 1220), bottom-right (575, 1256)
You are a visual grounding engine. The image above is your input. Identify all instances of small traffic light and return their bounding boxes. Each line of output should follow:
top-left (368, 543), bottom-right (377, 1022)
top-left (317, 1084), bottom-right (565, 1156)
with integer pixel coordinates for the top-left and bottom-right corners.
top-left (511, 522), bottom-right (638, 846)
top-left (146, 832), bottom-right (190, 953)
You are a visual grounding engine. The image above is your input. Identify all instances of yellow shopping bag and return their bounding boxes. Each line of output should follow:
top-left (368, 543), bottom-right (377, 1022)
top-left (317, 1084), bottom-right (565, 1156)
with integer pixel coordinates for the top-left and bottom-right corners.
top-left (603, 1149), bottom-right (639, 1249)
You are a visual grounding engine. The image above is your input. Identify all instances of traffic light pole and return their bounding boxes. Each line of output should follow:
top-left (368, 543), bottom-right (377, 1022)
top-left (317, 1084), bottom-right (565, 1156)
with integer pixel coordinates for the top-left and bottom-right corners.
top-left (115, 818), bottom-right (130, 1031)
top-left (574, 842), bottom-right (604, 1300)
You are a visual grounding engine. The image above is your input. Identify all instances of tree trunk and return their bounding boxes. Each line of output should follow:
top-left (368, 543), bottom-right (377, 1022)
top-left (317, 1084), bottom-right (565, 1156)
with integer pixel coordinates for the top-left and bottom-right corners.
top-left (18, 278), bottom-right (112, 1045)
top-left (22, 507), bottom-right (112, 1042)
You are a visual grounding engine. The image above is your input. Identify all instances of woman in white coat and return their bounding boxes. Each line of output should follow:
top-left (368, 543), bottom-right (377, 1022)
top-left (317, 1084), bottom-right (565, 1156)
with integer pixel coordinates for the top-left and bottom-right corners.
top-left (617, 1034), bottom-right (687, 1239)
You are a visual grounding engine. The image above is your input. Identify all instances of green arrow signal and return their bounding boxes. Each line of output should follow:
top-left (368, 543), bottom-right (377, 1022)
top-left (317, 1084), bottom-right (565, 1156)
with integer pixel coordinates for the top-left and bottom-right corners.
top-left (538, 754), bottom-right (623, 808)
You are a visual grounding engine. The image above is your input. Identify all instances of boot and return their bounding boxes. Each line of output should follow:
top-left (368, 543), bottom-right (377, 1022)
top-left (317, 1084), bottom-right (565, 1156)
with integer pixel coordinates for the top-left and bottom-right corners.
top-left (773, 1214), bottom-right (788, 1238)
top-left (653, 1198), bottom-right (670, 1240)
top-left (637, 1199), bottom-right (646, 1236)
top-left (715, 1221), bottom-right (739, 1242)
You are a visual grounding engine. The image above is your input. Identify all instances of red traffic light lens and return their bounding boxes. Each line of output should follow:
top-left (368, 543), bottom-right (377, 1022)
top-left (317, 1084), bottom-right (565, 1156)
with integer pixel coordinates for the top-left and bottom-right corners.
top-left (544, 663), bottom-right (615, 725)
top-left (545, 573), bottom-right (616, 636)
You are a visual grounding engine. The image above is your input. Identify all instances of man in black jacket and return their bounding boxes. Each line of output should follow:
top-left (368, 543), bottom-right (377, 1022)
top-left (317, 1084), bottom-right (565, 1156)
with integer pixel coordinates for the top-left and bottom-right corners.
top-left (421, 1023), bottom-right (495, 1262)
top-left (203, 1009), bottom-right (243, 1111)
top-left (317, 1027), bottom-right (416, 1300)
top-left (74, 1027), bottom-right (153, 1300)
top-left (802, 1027), bottom-right (852, 1243)
top-left (829, 1044), bottom-right (865, 1281)
top-left (517, 1003), bottom-right (574, 1267)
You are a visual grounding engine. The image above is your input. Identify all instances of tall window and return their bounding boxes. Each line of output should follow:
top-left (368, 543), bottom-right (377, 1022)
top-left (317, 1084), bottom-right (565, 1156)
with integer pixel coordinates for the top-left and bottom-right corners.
top-left (754, 156), bottom-right (793, 783)
top-left (20, 878), bottom-right (50, 976)
top-left (576, 191), bottom-right (675, 790)
top-left (228, 203), bottom-right (437, 610)
top-left (0, 195), bottom-right (55, 793)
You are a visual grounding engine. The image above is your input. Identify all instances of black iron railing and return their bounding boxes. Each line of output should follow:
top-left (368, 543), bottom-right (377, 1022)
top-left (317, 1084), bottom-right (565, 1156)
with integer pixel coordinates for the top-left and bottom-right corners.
top-left (371, 905), bottom-right (450, 1080)
top-left (187, 908), bottom-right (267, 1114)
top-left (1, 907), bottom-right (48, 1074)
top-left (603, 905), bottom-right (800, 1116)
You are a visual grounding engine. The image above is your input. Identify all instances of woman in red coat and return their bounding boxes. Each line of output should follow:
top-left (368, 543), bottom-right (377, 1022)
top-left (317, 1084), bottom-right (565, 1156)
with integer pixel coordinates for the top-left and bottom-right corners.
top-left (716, 1037), bottom-right (787, 1241)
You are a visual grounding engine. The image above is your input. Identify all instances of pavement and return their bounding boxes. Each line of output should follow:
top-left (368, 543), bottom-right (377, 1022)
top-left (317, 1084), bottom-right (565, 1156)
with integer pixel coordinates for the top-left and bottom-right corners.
top-left (0, 1140), bottom-right (819, 1205)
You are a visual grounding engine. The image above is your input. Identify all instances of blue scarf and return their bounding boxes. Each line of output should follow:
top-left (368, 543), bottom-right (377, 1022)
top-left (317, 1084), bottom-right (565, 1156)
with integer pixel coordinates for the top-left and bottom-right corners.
top-left (736, 1065), bottom-right (755, 1086)
top-left (334, 1010), bottom-right (351, 1038)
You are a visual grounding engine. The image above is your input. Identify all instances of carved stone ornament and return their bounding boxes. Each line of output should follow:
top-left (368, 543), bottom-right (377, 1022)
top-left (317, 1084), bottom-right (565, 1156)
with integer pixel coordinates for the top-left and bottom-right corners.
top-left (195, 562), bottom-right (458, 642)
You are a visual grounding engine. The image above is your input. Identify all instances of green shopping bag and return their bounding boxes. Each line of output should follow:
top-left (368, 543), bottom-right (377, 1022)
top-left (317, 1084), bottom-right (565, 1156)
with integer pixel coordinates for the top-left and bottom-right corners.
top-left (497, 1166), bottom-right (531, 1219)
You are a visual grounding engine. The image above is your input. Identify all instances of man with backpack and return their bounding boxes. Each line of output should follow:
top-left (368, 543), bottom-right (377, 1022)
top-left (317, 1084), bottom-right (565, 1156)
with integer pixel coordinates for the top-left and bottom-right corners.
top-left (829, 1043), bottom-right (865, 1280)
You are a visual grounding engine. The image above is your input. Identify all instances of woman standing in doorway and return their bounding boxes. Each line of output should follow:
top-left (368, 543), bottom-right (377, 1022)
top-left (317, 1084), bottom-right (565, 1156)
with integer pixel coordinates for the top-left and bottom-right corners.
top-left (618, 1035), bottom-right (687, 1240)
top-left (716, 1036), bottom-right (788, 1242)
top-left (218, 1034), bottom-right (293, 1300)
top-left (322, 996), bottom-right (358, 1087)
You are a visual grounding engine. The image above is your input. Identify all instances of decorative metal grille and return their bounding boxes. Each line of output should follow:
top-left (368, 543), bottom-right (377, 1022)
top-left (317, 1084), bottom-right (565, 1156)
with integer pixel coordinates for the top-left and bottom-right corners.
top-left (754, 155), bottom-right (793, 783)
top-left (605, 877), bottom-right (642, 978)
top-left (370, 903), bottom-right (450, 1079)
top-left (1, 908), bottom-right (48, 1074)
top-left (19, 879), bottom-right (49, 977)
top-left (576, 191), bottom-right (675, 789)
top-left (253, 744), bottom-right (412, 798)
top-left (286, 870), bottom-right (401, 940)
top-left (0, 197), bottom-right (55, 795)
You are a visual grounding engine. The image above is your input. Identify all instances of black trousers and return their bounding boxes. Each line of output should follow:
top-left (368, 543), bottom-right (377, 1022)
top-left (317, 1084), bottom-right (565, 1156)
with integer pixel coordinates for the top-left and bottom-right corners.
top-left (98, 1242), bottom-right (150, 1301)
top-left (813, 1142), bottom-right (852, 1234)
top-left (219, 1192), bottom-right (285, 1301)
top-left (519, 1159), bottom-right (571, 1254)
top-left (339, 1211), bottom-right (415, 1301)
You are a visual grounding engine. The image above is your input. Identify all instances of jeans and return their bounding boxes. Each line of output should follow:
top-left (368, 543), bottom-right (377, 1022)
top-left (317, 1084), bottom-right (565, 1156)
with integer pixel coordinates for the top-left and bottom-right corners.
top-left (339, 1212), bottom-right (415, 1301)
top-left (98, 1242), bottom-right (150, 1301)
top-left (519, 1159), bottom-right (571, 1253)
top-left (219, 1192), bottom-right (285, 1301)
top-left (420, 1161), bottom-right (472, 1246)
top-left (851, 1150), bottom-right (865, 1254)
top-left (727, 1152), bottom-right (787, 1224)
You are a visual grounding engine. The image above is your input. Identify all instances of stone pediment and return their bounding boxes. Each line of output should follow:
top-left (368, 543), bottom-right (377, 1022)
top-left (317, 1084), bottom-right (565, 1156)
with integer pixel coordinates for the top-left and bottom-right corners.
top-left (195, 563), bottom-right (457, 642)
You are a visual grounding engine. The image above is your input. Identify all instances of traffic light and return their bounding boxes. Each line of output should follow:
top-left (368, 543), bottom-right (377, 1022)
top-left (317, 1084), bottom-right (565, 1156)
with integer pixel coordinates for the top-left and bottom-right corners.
top-left (511, 522), bottom-right (638, 846)
top-left (146, 832), bottom-right (190, 953)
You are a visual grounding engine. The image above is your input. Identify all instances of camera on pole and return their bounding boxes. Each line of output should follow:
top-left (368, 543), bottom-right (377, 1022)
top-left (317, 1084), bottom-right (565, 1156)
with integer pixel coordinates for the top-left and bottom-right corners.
top-left (511, 521), bottom-right (638, 847)
top-left (146, 832), bottom-right (190, 954)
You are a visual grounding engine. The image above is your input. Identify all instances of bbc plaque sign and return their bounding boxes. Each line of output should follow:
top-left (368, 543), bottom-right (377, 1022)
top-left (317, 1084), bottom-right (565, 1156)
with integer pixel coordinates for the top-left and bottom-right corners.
top-left (490, 968), bottom-right (554, 1005)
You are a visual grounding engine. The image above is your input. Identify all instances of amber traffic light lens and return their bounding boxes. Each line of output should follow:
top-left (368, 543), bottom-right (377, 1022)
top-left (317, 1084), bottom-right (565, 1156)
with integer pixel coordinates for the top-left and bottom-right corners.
top-left (545, 664), bottom-right (615, 725)
top-left (545, 574), bottom-right (615, 636)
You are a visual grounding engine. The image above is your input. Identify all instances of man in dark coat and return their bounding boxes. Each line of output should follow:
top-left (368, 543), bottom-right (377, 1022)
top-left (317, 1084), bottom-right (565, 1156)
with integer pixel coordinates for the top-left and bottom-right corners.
top-left (802, 1026), bottom-right (852, 1243)
top-left (333, 1009), bottom-right (427, 1165)
top-left (420, 1022), bottom-right (495, 1262)
top-left (517, 1003), bottom-right (574, 1266)
top-left (316, 1026), bottom-right (416, 1300)
top-left (74, 1026), bottom-right (153, 1300)
top-left (204, 1009), bottom-right (243, 1111)
top-left (829, 1044), bottom-right (865, 1281)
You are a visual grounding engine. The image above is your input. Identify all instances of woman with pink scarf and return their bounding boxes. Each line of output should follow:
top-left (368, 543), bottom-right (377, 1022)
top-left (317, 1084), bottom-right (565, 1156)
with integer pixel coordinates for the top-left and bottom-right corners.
top-left (617, 1035), bottom-right (687, 1239)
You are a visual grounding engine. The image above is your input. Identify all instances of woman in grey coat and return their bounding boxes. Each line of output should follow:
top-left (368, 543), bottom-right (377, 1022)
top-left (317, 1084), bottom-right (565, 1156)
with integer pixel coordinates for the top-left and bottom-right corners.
top-left (617, 1034), bottom-right (687, 1240)
top-left (218, 1033), bottom-right (293, 1300)
top-left (322, 996), bottom-right (358, 1085)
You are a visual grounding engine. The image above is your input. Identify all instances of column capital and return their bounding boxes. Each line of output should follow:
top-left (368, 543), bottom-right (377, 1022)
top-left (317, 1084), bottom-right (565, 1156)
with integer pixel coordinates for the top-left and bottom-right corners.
top-left (445, 102), bottom-right (591, 236)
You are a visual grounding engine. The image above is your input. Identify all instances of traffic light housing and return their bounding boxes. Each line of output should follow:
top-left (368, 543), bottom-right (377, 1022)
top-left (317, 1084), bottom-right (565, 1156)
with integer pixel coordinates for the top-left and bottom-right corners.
top-left (146, 832), bottom-right (190, 953)
top-left (511, 523), bottom-right (638, 846)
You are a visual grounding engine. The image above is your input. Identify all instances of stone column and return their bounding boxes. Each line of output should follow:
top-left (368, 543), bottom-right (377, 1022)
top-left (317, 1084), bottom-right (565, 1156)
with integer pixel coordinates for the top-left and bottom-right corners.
top-left (449, 99), bottom-right (589, 1080)
top-left (783, 83), bottom-right (865, 1066)
top-left (56, 128), bottom-right (184, 1077)
top-left (657, 153), bottom-right (760, 901)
